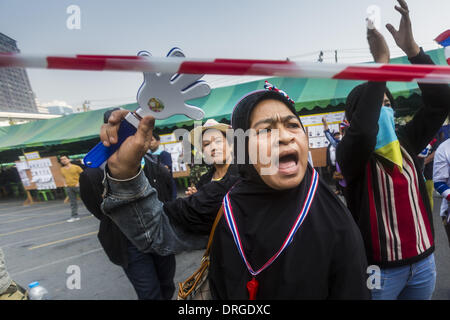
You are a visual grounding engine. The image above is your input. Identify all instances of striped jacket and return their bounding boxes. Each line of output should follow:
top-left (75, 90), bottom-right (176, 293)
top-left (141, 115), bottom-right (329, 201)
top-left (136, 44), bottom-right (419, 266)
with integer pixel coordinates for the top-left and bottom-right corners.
top-left (337, 49), bottom-right (450, 268)
top-left (365, 148), bottom-right (433, 265)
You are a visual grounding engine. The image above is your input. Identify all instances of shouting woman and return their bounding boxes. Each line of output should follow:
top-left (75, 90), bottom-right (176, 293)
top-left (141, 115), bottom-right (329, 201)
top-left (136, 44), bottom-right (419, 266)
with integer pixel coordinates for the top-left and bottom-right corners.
top-left (99, 81), bottom-right (369, 299)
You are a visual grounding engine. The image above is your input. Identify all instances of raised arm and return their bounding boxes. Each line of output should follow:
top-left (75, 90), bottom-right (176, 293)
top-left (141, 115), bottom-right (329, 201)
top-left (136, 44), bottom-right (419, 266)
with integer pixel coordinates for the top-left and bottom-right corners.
top-left (322, 117), bottom-right (339, 148)
top-left (100, 110), bottom-right (208, 255)
top-left (336, 28), bottom-right (389, 182)
top-left (386, 0), bottom-right (450, 153)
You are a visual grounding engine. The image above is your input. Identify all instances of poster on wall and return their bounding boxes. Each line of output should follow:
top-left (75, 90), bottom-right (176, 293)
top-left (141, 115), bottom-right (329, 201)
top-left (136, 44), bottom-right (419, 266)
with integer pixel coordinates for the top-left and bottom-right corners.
top-left (28, 158), bottom-right (57, 190)
top-left (159, 132), bottom-right (177, 144)
top-left (159, 133), bottom-right (189, 174)
top-left (163, 141), bottom-right (188, 173)
top-left (24, 151), bottom-right (40, 161)
top-left (15, 161), bottom-right (30, 187)
top-left (300, 111), bottom-right (345, 149)
top-left (15, 156), bottom-right (63, 191)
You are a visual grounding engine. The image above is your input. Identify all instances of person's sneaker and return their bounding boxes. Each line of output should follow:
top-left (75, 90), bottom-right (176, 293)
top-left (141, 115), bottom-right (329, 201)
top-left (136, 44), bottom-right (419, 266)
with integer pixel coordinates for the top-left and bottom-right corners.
top-left (0, 281), bottom-right (28, 300)
top-left (67, 217), bottom-right (80, 222)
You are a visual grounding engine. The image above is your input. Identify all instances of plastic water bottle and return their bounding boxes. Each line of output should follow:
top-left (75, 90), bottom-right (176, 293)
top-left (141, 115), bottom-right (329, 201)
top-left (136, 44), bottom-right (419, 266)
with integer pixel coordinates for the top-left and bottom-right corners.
top-left (28, 282), bottom-right (50, 300)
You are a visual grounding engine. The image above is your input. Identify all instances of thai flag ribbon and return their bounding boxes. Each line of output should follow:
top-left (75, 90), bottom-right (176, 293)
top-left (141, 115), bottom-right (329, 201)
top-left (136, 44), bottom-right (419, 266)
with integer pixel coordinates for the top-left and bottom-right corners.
top-left (435, 29), bottom-right (450, 65)
top-left (222, 168), bottom-right (319, 278)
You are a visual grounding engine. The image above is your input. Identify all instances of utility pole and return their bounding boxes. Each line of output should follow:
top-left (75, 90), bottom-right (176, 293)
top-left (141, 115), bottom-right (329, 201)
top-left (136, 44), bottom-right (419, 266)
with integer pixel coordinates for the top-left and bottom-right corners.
top-left (82, 100), bottom-right (90, 112)
top-left (335, 50), bottom-right (338, 63)
top-left (317, 51), bottom-right (324, 63)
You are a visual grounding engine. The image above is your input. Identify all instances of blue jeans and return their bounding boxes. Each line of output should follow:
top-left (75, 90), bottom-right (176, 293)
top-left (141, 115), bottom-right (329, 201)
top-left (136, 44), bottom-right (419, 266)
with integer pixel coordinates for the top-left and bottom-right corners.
top-left (371, 254), bottom-right (436, 300)
top-left (123, 240), bottom-right (176, 300)
top-left (66, 187), bottom-right (80, 217)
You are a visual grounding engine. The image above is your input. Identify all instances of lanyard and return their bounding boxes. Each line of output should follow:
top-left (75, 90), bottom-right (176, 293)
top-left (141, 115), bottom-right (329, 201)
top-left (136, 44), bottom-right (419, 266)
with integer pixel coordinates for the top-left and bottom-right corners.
top-left (222, 169), bottom-right (319, 298)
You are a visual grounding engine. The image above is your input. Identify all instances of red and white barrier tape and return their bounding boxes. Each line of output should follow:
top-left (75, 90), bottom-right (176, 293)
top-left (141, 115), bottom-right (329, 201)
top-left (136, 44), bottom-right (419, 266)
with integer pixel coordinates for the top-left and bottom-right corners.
top-left (0, 52), bottom-right (449, 83)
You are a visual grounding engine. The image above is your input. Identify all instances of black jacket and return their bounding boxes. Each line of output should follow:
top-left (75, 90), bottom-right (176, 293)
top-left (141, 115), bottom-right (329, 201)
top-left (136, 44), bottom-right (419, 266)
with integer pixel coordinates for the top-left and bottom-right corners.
top-left (195, 165), bottom-right (239, 190)
top-left (79, 154), bottom-right (173, 267)
top-left (336, 49), bottom-right (450, 268)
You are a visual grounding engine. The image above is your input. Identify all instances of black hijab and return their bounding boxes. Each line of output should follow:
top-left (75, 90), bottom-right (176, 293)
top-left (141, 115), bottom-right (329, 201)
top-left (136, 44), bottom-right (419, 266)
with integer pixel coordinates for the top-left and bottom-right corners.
top-left (345, 82), bottom-right (395, 122)
top-left (230, 89), bottom-right (305, 182)
top-left (226, 89), bottom-right (317, 270)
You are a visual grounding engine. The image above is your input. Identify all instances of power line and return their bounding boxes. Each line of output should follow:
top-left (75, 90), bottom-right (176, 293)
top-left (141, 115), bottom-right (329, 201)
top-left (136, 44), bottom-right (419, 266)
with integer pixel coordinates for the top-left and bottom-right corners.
top-left (287, 40), bottom-right (440, 62)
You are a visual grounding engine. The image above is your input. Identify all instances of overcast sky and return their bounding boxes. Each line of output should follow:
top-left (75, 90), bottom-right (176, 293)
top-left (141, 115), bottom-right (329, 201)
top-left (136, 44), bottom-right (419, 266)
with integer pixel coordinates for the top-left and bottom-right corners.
top-left (0, 0), bottom-right (448, 111)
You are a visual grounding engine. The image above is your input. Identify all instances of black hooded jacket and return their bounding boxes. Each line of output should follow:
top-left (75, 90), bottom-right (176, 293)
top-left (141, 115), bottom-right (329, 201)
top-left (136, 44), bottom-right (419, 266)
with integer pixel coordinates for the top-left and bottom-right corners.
top-left (336, 48), bottom-right (450, 268)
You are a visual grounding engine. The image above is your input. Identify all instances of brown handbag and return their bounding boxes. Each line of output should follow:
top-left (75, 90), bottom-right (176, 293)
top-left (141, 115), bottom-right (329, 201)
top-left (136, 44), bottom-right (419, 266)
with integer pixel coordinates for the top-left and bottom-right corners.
top-left (332, 171), bottom-right (344, 181)
top-left (177, 206), bottom-right (224, 300)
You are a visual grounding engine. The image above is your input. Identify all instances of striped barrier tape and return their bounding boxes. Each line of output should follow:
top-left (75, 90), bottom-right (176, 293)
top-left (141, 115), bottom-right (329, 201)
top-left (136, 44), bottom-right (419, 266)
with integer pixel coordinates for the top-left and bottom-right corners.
top-left (0, 52), bottom-right (449, 84)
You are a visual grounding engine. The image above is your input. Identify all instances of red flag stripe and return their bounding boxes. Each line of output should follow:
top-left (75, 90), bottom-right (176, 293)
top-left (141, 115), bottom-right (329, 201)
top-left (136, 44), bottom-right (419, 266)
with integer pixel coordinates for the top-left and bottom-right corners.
top-left (435, 29), bottom-right (450, 43)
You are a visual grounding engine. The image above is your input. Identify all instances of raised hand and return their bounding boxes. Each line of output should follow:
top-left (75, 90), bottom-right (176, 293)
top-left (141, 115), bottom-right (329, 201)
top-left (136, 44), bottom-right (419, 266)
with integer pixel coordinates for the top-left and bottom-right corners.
top-left (367, 27), bottom-right (390, 64)
top-left (101, 109), bottom-right (155, 180)
top-left (185, 186), bottom-right (198, 196)
top-left (321, 117), bottom-right (329, 131)
top-left (385, 0), bottom-right (420, 58)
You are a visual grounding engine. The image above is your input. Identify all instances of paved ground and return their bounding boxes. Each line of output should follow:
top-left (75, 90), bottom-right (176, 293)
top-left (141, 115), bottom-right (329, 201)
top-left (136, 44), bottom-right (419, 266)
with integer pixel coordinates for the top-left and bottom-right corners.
top-left (430, 195), bottom-right (450, 300)
top-left (0, 193), bottom-right (449, 300)
top-left (0, 197), bottom-right (203, 300)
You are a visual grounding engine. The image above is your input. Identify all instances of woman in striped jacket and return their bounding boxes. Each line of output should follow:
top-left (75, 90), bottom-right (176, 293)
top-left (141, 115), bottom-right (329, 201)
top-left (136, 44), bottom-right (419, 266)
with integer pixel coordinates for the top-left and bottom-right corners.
top-left (336, 0), bottom-right (450, 300)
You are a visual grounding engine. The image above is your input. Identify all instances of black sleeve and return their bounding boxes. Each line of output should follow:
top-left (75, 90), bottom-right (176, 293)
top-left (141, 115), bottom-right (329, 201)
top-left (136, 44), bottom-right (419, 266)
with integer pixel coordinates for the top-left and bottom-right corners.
top-left (79, 167), bottom-right (105, 220)
top-left (397, 48), bottom-right (450, 155)
top-left (195, 169), bottom-right (214, 190)
top-left (143, 159), bottom-right (173, 203)
top-left (336, 82), bottom-right (386, 182)
top-left (326, 144), bottom-right (332, 168)
top-left (163, 174), bottom-right (239, 235)
top-left (158, 163), bottom-right (174, 203)
top-left (159, 151), bottom-right (173, 170)
top-left (328, 216), bottom-right (371, 299)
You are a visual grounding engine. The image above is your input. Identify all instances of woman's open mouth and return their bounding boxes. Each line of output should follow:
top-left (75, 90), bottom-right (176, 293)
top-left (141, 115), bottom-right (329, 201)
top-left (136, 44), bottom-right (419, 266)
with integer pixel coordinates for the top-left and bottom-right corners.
top-left (277, 150), bottom-right (299, 175)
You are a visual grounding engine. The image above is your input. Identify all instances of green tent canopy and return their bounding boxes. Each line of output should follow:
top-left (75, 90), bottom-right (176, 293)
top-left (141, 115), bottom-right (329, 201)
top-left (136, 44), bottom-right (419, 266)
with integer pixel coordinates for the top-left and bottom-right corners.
top-left (0, 48), bottom-right (446, 155)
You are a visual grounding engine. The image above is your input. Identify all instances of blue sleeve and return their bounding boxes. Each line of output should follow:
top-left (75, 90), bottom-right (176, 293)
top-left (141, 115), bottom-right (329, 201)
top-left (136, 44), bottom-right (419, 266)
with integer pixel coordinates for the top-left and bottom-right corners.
top-left (324, 129), bottom-right (339, 148)
top-left (434, 181), bottom-right (450, 199)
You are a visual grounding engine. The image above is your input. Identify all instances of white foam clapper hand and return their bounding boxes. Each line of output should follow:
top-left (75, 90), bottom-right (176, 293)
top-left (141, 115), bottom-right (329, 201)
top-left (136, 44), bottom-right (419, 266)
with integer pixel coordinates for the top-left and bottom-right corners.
top-left (136, 48), bottom-right (210, 120)
top-left (366, 5), bottom-right (381, 30)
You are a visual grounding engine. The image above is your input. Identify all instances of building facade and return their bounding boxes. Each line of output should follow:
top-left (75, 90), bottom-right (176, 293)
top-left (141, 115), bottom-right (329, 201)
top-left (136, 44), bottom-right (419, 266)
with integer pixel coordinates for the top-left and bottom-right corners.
top-left (46, 105), bottom-right (74, 115)
top-left (0, 33), bottom-right (38, 113)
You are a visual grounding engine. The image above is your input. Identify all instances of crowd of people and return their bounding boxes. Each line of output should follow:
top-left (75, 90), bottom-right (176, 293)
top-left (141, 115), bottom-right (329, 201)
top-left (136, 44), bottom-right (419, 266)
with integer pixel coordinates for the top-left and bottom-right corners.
top-left (79, 0), bottom-right (449, 300)
top-left (1, 0), bottom-right (449, 301)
